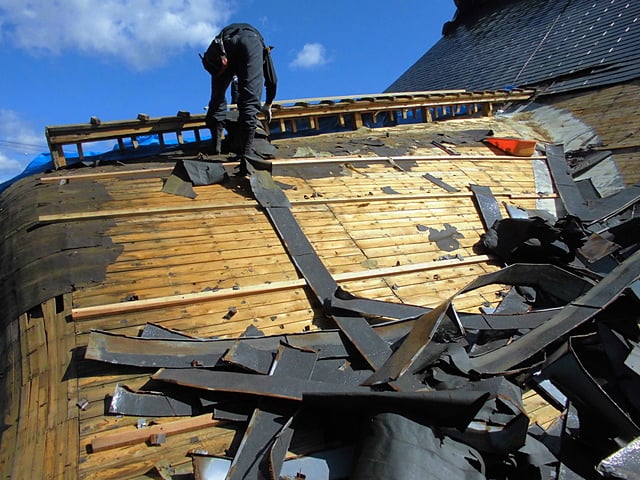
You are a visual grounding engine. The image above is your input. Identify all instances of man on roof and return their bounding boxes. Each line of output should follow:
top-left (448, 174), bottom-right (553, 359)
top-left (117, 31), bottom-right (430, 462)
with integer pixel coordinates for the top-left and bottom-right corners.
top-left (201, 23), bottom-right (277, 173)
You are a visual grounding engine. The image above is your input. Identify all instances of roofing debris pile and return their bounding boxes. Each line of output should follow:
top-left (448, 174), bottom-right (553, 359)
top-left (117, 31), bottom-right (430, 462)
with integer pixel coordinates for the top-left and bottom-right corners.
top-left (84, 145), bottom-right (640, 479)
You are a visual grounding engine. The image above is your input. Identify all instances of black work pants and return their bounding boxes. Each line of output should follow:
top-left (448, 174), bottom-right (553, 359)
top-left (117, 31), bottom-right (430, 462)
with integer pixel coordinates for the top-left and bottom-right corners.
top-left (206, 29), bottom-right (263, 133)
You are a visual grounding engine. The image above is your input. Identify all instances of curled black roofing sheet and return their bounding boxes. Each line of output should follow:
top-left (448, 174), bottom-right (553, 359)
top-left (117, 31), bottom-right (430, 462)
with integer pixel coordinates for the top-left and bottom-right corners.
top-left (386, 0), bottom-right (640, 95)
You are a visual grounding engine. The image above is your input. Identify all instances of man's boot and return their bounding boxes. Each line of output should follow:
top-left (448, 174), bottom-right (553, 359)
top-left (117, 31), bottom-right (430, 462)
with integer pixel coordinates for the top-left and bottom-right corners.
top-left (240, 127), bottom-right (272, 172)
top-left (211, 123), bottom-right (225, 155)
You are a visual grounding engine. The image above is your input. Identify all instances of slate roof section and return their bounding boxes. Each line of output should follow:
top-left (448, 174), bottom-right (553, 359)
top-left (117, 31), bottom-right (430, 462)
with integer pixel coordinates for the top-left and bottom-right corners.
top-left (386, 0), bottom-right (640, 95)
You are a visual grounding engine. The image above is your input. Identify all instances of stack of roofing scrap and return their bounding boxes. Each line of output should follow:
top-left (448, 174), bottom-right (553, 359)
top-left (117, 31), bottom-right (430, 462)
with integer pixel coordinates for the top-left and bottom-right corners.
top-left (84, 145), bottom-right (640, 480)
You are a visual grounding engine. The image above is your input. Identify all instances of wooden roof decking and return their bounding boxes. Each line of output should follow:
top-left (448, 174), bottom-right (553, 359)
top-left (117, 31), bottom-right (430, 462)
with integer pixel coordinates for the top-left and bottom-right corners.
top-left (1, 116), bottom-right (564, 479)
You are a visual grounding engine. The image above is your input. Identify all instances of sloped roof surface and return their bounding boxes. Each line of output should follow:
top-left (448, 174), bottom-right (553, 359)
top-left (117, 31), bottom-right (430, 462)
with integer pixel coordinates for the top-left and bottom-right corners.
top-left (387, 0), bottom-right (640, 95)
top-left (3, 88), bottom-right (640, 478)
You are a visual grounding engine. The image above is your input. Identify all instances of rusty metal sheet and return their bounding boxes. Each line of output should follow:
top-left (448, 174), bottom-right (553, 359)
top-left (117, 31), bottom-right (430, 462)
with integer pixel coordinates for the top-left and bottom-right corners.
top-left (226, 405), bottom-right (296, 480)
top-left (470, 184), bottom-right (503, 231)
top-left (227, 344), bottom-right (316, 480)
top-left (140, 322), bottom-right (196, 339)
top-left (471, 248), bottom-right (640, 375)
top-left (269, 343), bottom-right (318, 380)
top-left (332, 287), bottom-right (557, 331)
top-left (586, 184), bottom-right (640, 226)
top-left (330, 287), bottom-right (428, 320)
top-left (388, 342), bottom-right (450, 392)
top-left (470, 310), bottom-right (559, 331)
top-left (578, 232), bottom-right (622, 263)
top-left (87, 318), bottom-right (414, 369)
top-left (460, 262), bottom-right (593, 305)
top-left (152, 368), bottom-right (370, 401)
top-left (222, 341), bottom-right (275, 374)
top-left (85, 330), bottom-right (282, 368)
top-left (331, 314), bottom-right (392, 370)
top-left (546, 144), bottom-right (590, 219)
top-left (284, 331), bottom-right (351, 359)
top-left (108, 384), bottom-right (200, 417)
top-left (540, 336), bottom-right (640, 443)
top-left (310, 359), bottom-right (372, 385)
top-left (363, 297), bottom-right (453, 386)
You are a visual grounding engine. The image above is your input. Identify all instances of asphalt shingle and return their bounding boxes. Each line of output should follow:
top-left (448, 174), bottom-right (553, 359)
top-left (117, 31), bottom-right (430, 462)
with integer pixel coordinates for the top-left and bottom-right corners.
top-left (386, 0), bottom-right (640, 95)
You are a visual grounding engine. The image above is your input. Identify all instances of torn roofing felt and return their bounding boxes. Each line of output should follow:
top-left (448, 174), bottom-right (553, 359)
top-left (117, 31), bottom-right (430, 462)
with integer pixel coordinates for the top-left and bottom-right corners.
top-left (386, 0), bottom-right (640, 95)
top-left (0, 177), bottom-right (122, 322)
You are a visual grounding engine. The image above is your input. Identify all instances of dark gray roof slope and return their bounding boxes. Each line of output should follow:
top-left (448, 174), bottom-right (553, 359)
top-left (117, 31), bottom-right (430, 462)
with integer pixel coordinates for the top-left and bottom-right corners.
top-left (387, 0), bottom-right (640, 95)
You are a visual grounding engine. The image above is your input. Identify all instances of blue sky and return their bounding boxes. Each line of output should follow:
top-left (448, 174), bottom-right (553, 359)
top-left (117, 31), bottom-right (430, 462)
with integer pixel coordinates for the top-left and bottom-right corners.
top-left (0, 0), bottom-right (457, 183)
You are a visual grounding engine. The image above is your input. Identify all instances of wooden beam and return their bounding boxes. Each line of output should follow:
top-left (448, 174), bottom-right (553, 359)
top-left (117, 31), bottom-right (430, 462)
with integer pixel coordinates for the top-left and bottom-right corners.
top-left (40, 167), bottom-right (174, 182)
top-left (37, 200), bottom-right (259, 223)
top-left (271, 154), bottom-right (546, 166)
top-left (89, 414), bottom-right (221, 453)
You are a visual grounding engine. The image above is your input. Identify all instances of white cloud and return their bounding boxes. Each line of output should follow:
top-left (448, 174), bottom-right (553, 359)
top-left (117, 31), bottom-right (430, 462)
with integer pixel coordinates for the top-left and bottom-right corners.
top-left (0, 109), bottom-right (47, 183)
top-left (290, 42), bottom-right (329, 69)
top-left (0, 0), bottom-right (233, 69)
top-left (0, 151), bottom-right (25, 180)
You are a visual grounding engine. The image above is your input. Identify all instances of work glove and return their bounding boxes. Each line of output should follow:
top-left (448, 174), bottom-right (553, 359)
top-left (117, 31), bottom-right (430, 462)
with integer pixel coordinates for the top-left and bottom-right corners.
top-left (261, 103), bottom-right (272, 123)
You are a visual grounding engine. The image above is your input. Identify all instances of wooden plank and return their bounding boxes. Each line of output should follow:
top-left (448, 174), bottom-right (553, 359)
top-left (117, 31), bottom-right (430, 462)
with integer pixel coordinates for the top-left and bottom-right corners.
top-left (36, 191), bottom-right (551, 224)
top-left (39, 167), bottom-right (175, 182)
top-left (72, 255), bottom-right (490, 319)
top-left (37, 200), bottom-right (259, 223)
top-left (271, 90), bottom-right (467, 106)
top-left (88, 414), bottom-right (221, 453)
top-left (272, 154), bottom-right (545, 166)
top-left (66, 418), bottom-right (80, 479)
top-left (30, 376), bottom-right (47, 480)
top-left (0, 320), bottom-right (21, 479)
